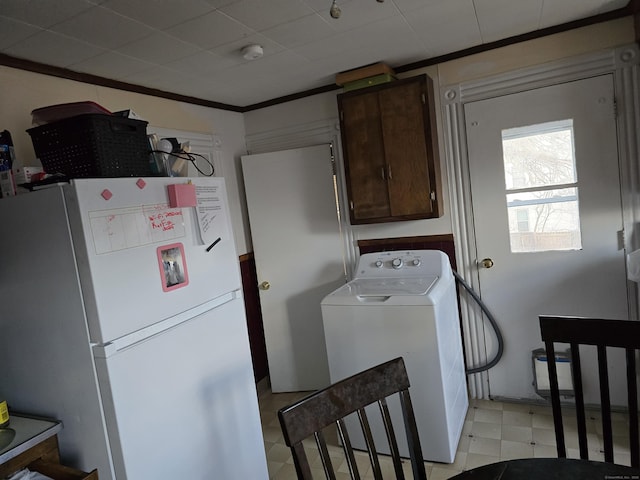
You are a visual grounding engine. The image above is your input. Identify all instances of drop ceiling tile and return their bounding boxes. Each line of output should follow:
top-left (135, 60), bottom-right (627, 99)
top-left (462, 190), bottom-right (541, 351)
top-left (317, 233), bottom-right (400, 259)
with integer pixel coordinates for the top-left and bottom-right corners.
top-left (219, 0), bottom-right (314, 32)
top-left (166, 10), bottom-right (254, 49)
top-left (3, 30), bottom-right (106, 67)
top-left (202, 0), bottom-right (242, 9)
top-left (0, 0), bottom-right (98, 28)
top-left (293, 29), bottom-right (354, 62)
top-left (404, 0), bottom-right (482, 56)
top-left (539, 0), bottom-right (627, 29)
top-left (205, 62), bottom-right (268, 86)
top-left (116, 32), bottom-right (202, 64)
top-left (165, 50), bottom-right (243, 77)
top-left (474, 0), bottom-right (543, 43)
top-left (69, 51), bottom-right (155, 80)
top-left (101, 0), bottom-right (215, 29)
top-left (261, 13), bottom-right (334, 49)
top-left (243, 50), bottom-right (313, 76)
top-left (122, 64), bottom-right (192, 91)
top-left (52, 5), bottom-right (153, 49)
top-left (392, 0), bottom-right (446, 13)
top-left (157, 72), bottom-right (211, 97)
top-left (0, 16), bottom-right (42, 50)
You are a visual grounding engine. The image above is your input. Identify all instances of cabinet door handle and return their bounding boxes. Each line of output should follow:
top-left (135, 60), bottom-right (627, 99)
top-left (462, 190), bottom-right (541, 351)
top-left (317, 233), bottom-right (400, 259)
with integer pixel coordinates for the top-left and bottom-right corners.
top-left (388, 165), bottom-right (393, 180)
top-left (381, 167), bottom-right (385, 180)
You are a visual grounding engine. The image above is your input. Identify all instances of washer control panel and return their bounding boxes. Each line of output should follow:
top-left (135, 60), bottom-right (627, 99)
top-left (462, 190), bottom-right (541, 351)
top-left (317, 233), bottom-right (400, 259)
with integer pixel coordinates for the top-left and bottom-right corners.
top-left (356, 250), bottom-right (448, 278)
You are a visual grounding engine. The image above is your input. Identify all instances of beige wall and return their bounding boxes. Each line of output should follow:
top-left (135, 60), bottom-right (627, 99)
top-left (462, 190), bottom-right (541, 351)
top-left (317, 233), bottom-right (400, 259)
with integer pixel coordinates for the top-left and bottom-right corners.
top-left (0, 67), bottom-right (251, 254)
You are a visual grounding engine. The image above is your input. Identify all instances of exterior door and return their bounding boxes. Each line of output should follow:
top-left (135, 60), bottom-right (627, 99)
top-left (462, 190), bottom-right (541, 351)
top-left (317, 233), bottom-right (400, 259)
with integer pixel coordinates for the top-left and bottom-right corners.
top-left (241, 144), bottom-right (346, 392)
top-left (464, 74), bottom-right (629, 403)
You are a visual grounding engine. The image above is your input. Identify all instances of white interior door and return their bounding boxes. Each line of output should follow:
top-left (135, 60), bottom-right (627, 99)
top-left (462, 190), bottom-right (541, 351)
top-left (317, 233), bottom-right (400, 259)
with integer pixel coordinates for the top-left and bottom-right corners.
top-left (465, 75), bottom-right (629, 403)
top-left (241, 144), bottom-right (346, 392)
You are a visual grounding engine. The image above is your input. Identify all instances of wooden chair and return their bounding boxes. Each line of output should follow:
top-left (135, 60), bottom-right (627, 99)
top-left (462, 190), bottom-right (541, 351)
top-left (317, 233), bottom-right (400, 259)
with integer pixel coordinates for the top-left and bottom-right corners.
top-left (277, 357), bottom-right (427, 479)
top-left (539, 315), bottom-right (640, 468)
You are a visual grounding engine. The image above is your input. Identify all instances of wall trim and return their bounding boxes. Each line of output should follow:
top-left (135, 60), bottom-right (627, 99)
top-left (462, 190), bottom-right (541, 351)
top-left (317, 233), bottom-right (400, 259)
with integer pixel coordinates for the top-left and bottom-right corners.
top-left (441, 43), bottom-right (640, 399)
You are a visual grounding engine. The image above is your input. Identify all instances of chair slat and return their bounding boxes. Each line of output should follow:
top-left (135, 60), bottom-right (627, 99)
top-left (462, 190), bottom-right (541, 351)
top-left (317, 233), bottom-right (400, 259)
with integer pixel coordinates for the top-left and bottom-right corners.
top-left (544, 339), bottom-right (566, 457)
top-left (315, 430), bottom-right (338, 480)
top-left (292, 441), bottom-right (314, 479)
top-left (357, 407), bottom-right (383, 480)
top-left (626, 348), bottom-right (639, 468)
top-left (597, 345), bottom-right (614, 463)
top-left (570, 342), bottom-right (588, 460)
top-left (378, 398), bottom-right (405, 479)
top-left (399, 390), bottom-right (428, 480)
top-left (337, 418), bottom-right (361, 479)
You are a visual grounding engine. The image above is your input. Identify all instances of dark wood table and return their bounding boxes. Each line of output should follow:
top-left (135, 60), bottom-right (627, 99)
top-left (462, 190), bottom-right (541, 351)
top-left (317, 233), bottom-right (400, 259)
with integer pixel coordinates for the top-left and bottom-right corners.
top-left (449, 458), bottom-right (639, 479)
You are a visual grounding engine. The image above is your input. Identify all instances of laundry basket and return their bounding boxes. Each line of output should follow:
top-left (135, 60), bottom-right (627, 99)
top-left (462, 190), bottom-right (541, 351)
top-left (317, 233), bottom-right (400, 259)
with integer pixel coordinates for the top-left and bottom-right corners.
top-left (27, 114), bottom-right (152, 178)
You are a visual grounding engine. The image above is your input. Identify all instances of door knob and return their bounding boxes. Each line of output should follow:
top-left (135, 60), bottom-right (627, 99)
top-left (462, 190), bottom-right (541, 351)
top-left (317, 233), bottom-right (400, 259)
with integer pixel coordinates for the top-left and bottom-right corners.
top-left (480, 258), bottom-right (494, 269)
top-left (259, 281), bottom-right (271, 290)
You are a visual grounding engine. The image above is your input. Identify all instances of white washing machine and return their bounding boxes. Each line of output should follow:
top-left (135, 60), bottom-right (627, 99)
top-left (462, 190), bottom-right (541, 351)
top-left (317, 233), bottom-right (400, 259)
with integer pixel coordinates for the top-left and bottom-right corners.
top-left (320, 250), bottom-right (468, 463)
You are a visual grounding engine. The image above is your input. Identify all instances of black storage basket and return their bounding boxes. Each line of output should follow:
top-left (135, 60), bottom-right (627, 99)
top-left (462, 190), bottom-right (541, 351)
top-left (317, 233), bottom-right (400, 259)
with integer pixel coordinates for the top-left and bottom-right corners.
top-left (27, 114), bottom-right (152, 178)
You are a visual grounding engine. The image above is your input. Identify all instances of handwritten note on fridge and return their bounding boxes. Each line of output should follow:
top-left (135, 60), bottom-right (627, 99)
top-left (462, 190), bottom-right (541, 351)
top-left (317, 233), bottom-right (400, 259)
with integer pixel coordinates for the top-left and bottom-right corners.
top-left (195, 183), bottom-right (228, 244)
top-left (89, 204), bottom-right (186, 254)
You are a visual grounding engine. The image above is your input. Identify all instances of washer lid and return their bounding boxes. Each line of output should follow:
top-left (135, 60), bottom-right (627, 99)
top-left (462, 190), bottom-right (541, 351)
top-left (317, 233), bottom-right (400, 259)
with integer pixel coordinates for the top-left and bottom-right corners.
top-left (347, 276), bottom-right (439, 296)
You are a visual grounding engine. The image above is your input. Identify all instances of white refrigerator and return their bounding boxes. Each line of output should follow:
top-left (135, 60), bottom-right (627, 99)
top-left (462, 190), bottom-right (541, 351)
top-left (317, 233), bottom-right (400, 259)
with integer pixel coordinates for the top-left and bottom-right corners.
top-left (0, 177), bottom-right (268, 479)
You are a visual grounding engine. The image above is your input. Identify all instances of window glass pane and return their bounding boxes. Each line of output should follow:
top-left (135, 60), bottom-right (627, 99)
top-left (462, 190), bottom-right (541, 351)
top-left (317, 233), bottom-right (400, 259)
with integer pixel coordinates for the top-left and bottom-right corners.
top-left (502, 120), bottom-right (576, 190)
top-left (507, 188), bottom-right (582, 252)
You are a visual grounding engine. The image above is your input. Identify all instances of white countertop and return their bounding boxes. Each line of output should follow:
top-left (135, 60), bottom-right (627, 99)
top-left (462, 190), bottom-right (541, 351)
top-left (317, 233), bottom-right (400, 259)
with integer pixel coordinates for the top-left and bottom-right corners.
top-left (0, 413), bottom-right (62, 466)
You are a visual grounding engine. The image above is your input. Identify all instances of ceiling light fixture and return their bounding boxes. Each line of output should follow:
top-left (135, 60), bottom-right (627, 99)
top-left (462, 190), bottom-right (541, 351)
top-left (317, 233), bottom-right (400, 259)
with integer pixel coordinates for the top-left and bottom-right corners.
top-left (241, 44), bottom-right (263, 60)
top-left (329, 0), bottom-right (341, 19)
top-left (330, 0), bottom-right (383, 19)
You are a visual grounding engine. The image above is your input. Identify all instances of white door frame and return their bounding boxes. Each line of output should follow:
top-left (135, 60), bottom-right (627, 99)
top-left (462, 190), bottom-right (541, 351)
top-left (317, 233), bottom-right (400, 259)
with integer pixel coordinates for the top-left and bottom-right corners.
top-left (440, 43), bottom-right (640, 399)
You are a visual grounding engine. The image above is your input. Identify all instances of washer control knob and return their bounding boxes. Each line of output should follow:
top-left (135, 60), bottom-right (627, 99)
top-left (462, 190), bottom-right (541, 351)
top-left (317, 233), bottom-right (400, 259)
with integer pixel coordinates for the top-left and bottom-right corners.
top-left (375, 260), bottom-right (384, 268)
top-left (412, 259), bottom-right (421, 267)
top-left (392, 258), bottom-right (403, 269)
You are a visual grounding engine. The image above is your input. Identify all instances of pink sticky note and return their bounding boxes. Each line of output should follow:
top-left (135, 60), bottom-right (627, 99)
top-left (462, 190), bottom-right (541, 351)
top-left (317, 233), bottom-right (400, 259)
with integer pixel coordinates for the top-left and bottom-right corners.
top-left (168, 183), bottom-right (197, 207)
top-left (101, 189), bottom-right (113, 200)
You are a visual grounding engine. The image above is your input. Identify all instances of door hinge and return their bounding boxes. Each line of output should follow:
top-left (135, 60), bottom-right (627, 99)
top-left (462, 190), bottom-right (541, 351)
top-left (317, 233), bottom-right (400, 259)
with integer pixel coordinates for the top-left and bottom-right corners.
top-left (613, 97), bottom-right (618, 119)
top-left (430, 191), bottom-right (436, 201)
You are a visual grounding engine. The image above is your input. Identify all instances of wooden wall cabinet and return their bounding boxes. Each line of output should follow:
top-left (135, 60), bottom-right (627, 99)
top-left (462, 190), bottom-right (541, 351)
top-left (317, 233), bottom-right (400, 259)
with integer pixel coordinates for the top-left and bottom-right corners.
top-left (338, 74), bottom-right (442, 224)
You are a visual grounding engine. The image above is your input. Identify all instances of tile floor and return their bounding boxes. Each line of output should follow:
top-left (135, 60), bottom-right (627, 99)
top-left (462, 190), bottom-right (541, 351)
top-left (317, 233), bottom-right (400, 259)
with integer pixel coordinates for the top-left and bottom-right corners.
top-left (259, 389), bottom-right (634, 479)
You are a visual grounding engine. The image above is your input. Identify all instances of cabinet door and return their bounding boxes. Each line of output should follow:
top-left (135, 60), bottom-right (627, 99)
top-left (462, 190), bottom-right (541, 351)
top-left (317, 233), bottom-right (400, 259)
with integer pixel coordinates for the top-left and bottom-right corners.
top-left (379, 78), bottom-right (434, 217)
top-left (339, 89), bottom-right (390, 221)
top-left (338, 75), bottom-right (442, 224)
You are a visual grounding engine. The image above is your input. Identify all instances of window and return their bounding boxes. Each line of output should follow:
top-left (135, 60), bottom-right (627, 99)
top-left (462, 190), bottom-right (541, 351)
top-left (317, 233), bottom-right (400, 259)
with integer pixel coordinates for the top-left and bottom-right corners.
top-left (502, 120), bottom-right (582, 253)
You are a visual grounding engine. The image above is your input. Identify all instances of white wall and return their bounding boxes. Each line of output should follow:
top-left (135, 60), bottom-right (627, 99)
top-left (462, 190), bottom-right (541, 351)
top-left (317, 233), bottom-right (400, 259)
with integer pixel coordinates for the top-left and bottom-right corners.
top-left (0, 67), bottom-right (251, 254)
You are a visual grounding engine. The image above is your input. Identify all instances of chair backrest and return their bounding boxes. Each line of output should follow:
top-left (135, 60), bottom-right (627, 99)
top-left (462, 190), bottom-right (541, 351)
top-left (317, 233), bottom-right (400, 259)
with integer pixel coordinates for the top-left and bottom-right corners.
top-left (539, 315), bottom-right (640, 468)
top-left (277, 357), bottom-right (427, 480)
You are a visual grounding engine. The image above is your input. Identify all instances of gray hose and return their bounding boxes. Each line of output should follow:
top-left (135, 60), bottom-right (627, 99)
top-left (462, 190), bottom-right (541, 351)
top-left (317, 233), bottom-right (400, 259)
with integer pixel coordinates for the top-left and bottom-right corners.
top-left (453, 270), bottom-right (504, 374)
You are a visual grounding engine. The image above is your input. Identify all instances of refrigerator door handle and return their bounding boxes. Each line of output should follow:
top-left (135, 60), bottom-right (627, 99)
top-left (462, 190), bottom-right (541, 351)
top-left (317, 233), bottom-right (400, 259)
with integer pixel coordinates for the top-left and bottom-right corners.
top-left (93, 290), bottom-right (240, 358)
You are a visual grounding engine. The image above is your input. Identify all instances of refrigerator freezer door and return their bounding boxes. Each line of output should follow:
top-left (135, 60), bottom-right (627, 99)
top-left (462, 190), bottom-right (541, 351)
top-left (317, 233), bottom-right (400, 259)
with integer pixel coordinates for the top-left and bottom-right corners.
top-left (64, 177), bottom-right (242, 344)
top-left (92, 297), bottom-right (268, 479)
